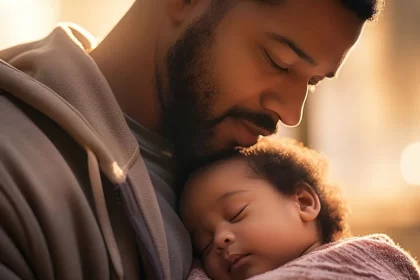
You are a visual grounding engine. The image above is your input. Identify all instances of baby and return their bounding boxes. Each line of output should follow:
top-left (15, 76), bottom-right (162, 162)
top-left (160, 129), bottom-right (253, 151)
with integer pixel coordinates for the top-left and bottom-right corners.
top-left (179, 136), bottom-right (349, 280)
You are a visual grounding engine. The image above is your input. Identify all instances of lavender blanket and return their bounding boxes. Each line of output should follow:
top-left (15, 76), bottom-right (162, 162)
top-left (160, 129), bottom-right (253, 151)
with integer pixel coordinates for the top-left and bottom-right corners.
top-left (187, 234), bottom-right (420, 280)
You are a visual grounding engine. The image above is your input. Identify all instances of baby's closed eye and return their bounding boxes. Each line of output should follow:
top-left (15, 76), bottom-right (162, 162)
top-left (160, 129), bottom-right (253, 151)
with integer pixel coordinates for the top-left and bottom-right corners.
top-left (194, 235), bottom-right (213, 258)
top-left (228, 205), bottom-right (248, 223)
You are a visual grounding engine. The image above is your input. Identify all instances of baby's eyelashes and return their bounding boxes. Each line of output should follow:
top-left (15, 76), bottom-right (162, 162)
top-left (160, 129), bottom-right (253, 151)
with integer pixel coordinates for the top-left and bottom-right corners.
top-left (193, 235), bottom-right (212, 258)
top-left (193, 204), bottom-right (249, 259)
top-left (228, 205), bottom-right (248, 223)
top-left (200, 241), bottom-right (213, 258)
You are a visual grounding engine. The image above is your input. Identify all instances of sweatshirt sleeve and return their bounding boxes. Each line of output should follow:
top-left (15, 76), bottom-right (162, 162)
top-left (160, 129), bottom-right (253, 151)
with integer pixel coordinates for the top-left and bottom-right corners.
top-left (0, 93), bottom-right (110, 280)
top-left (0, 164), bottom-right (44, 280)
top-left (0, 97), bottom-right (56, 280)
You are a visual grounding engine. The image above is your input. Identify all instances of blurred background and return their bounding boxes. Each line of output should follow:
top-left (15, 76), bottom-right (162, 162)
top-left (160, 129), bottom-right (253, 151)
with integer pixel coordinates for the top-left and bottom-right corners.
top-left (1, 0), bottom-right (419, 262)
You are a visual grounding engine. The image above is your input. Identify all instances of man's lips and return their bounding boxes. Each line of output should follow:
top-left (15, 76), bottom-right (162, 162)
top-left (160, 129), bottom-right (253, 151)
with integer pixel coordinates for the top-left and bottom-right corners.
top-left (240, 120), bottom-right (273, 137)
top-left (234, 119), bottom-right (274, 147)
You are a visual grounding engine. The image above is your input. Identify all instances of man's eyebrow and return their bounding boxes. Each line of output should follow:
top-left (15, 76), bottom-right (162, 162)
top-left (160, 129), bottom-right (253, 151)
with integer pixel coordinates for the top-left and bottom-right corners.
top-left (217, 190), bottom-right (248, 202)
top-left (267, 32), bottom-right (317, 66)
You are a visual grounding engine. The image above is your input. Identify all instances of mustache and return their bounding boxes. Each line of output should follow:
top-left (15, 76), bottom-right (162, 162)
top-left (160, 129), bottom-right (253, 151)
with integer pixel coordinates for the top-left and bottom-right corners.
top-left (204, 107), bottom-right (278, 133)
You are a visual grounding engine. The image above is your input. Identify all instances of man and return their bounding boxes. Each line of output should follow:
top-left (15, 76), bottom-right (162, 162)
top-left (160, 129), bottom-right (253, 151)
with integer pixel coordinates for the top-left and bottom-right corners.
top-left (0, 0), bottom-right (383, 279)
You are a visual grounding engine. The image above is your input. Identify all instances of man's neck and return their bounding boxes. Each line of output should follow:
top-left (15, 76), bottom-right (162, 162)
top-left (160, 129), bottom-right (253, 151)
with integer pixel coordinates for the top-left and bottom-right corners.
top-left (90, 0), bottom-right (163, 133)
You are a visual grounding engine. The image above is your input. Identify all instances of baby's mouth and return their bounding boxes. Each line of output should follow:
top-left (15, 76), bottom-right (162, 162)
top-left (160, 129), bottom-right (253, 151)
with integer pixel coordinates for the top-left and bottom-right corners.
top-left (227, 253), bottom-right (251, 273)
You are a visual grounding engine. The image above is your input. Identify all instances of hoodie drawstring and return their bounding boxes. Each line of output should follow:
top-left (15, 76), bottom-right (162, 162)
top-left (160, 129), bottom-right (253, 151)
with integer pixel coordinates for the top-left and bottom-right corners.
top-left (87, 149), bottom-right (124, 279)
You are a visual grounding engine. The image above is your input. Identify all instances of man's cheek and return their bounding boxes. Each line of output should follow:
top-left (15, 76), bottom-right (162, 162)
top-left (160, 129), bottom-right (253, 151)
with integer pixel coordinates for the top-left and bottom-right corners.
top-left (212, 121), bottom-right (234, 145)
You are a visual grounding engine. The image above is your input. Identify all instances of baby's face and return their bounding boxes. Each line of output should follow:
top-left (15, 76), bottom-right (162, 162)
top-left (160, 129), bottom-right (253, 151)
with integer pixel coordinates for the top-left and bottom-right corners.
top-left (180, 158), bottom-right (318, 280)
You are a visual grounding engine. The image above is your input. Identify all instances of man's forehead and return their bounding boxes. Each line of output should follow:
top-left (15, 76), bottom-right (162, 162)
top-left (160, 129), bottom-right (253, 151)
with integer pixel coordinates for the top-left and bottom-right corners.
top-left (261, 1), bottom-right (364, 52)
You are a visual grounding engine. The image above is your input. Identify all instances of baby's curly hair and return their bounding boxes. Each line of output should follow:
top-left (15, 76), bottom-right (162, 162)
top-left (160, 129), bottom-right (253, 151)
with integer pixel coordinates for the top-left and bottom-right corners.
top-left (239, 136), bottom-right (350, 243)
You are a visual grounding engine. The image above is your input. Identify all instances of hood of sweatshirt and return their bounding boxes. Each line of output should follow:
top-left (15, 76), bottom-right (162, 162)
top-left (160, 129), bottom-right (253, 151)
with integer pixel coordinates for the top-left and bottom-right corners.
top-left (0, 23), bottom-right (170, 280)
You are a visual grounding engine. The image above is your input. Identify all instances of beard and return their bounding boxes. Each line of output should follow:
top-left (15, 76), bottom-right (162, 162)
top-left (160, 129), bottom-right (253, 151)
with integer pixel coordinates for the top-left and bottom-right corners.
top-left (156, 2), bottom-right (277, 174)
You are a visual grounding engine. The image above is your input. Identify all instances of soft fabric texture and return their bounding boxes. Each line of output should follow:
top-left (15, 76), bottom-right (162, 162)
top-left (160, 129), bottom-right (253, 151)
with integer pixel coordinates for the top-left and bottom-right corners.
top-left (0, 23), bottom-right (191, 280)
top-left (126, 114), bottom-right (192, 279)
top-left (187, 234), bottom-right (420, 280)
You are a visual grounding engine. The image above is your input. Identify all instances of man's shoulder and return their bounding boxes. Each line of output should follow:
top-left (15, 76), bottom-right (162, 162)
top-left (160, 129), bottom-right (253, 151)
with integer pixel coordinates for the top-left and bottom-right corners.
top-left (0, 90), bottom-right (90, 196)
top-left (0, 90), bottom-right (74, 149)
top-left (0, 90), bottom-right (115, 279)
top-left (0, 90), bottom-right (50, 149)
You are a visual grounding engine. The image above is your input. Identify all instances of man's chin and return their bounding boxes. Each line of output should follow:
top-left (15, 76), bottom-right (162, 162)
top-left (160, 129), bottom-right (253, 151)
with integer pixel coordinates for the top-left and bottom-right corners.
top-left (196, 148), bottom-right (237, 165)
top-left (176, 143), bottom-right (238, 173)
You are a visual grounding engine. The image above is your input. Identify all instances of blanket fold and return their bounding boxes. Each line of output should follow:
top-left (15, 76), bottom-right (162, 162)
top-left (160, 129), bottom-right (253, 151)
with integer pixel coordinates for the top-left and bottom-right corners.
top-left (187, 234), bottom-right (420, 280)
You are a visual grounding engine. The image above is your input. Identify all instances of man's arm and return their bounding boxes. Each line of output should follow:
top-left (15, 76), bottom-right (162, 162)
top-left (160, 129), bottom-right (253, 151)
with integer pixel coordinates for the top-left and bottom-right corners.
top-left (0, 164), bottom-right (48, 280)
top-left (0, 263), bottom-right (25, 280)
top-left (0, 93), bottom-right (110, 280)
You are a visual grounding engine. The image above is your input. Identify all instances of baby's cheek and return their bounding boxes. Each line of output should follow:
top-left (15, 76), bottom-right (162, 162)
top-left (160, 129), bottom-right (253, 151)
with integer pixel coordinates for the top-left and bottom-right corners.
top-left (204, 255), bottom-right (226, 280)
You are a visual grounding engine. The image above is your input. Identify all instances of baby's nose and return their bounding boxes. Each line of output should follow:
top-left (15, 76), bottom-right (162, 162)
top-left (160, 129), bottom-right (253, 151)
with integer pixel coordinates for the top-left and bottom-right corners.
top-left (215, 229), bottom-right (235, 250)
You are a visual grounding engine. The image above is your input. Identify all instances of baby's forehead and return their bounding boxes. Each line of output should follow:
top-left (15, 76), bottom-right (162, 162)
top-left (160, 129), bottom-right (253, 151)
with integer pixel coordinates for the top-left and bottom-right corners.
top-left (186, 156), bottom-right (249, 187)
top-left (180, 159), bottom-right (253, 224)
top-left (181, 157), bottom-right (251, 204)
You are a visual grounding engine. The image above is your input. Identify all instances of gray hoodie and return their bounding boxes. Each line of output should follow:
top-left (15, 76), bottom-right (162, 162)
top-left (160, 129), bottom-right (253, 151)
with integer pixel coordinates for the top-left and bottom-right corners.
top-left (0, 24), bottom-right (187, 280)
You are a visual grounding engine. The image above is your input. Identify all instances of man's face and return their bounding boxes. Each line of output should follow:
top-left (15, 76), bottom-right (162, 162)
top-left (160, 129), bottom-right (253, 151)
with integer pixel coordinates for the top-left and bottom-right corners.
top-left (159, 0), bottom-right (364, 166)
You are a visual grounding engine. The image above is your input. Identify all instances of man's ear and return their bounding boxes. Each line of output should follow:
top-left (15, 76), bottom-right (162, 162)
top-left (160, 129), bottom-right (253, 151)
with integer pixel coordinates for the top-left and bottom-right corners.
top-left (167, 0), bottom-right (205, 25)
top-left (294, 182), bottom-right (321, 222)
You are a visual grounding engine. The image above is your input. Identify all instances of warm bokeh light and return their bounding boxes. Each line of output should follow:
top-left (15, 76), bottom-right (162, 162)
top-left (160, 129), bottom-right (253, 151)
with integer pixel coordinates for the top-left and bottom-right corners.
top-left (0, 0), bottom-right (61, 49)
top-left (400, 142), bottom-right (420, 185)
top-left (1, 0), bottom-right (419, 264)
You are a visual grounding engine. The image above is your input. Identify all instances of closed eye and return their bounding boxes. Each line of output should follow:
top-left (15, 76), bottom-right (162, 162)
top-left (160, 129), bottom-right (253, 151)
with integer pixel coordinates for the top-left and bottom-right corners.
top-left (263, 49), bottom-right (289, 72)
top-left (230, 206), bottom-right (248, 223)
top-left (200, 241), bottom-right (212, 258)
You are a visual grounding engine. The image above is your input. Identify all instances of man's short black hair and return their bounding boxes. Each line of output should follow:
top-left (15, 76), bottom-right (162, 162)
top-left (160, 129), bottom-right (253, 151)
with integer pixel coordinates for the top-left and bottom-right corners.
top-left (239, 136), bottom-right (349, 243)
top-left (338, 0), bottom-right (385, 21)
top-left (255, 0), bottom-right (385, 21)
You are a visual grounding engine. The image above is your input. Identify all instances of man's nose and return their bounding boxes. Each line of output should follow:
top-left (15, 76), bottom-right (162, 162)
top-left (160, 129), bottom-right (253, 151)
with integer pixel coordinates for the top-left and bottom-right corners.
top-left (262, 81), bottom-right (309, 127)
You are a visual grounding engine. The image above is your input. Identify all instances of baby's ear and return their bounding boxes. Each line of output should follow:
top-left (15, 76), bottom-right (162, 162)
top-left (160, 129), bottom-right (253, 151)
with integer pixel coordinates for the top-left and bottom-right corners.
top-left (294, 182), bottom-right (321, 222)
